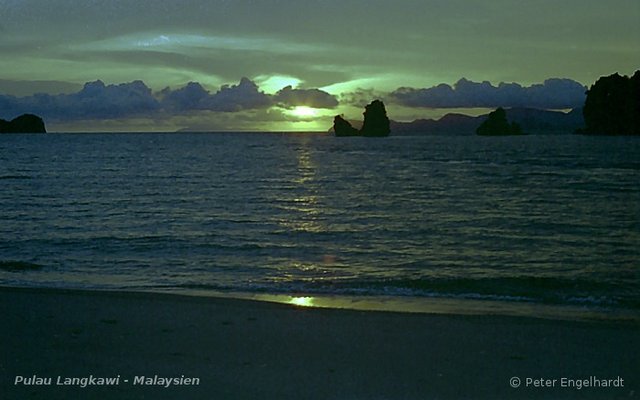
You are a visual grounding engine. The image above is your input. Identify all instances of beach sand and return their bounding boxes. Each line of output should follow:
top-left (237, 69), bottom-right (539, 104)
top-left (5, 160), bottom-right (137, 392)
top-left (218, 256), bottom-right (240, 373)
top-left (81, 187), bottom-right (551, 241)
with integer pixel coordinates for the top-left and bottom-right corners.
top-left (1, 287), bottom-right (637, 399)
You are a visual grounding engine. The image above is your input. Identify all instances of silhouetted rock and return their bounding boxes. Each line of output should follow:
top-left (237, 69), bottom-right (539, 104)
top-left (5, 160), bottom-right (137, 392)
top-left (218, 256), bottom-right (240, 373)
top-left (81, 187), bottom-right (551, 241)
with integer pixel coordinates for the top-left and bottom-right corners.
top-left (0, 114), bottom-right (46, 133)
top-left (365, 108), bottom-right (583, 136)
top-left (333, 115), bottom-right (360, 137)
top-left (476, 107), bottom-right (523, 136)
top-left (579, 70), bottom-right (639, 135)
top-left (360, 100), bottom-right (390, 137)
top-left (333, 103), bottom-right (581, 137)
top-left (333, 100), bottom-right (390, 137)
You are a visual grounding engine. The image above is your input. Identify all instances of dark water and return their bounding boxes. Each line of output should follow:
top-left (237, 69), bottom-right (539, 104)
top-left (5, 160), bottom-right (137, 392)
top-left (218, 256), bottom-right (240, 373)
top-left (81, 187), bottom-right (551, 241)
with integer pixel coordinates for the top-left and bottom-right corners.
top-left (1, 133), bottom-right (639, 317)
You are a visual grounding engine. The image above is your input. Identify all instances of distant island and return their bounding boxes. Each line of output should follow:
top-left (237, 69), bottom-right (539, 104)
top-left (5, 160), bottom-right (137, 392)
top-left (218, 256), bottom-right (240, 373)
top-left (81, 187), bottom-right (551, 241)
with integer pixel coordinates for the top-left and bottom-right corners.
top-left (334, 100), bottom-right (390, 137)
top-left (332, 107), bottom-right (583, 137)
top-left (329, 70), bottom-right (640, 137)
top-left (579, 70), bottom-right (639, 135)
top-left (0, 114), bottom-right (46, 133)
top-left (476, 107), bottom-right (523, 136)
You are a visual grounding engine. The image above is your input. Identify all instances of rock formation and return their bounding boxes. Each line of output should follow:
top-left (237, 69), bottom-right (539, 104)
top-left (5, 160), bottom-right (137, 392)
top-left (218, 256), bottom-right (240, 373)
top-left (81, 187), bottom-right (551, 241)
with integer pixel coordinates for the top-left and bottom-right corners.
top-left (0, 114), bottom-right (47, 133)
top-left (333, 100), bottom-right (390, 137)
top-left (360, 100), bottom-right (390, 137)
top-left (476, 107), bottom-right (523, 136)
top-left (580, 70), bottom-right (639, 135)
top-left (333, 115), bottom-right (360, 137)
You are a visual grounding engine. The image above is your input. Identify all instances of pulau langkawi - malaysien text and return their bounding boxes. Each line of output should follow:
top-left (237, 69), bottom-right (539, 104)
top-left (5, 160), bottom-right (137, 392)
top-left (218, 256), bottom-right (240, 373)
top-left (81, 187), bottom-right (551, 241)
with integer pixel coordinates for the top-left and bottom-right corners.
top-left (14, 374), bottom-right (200, 388)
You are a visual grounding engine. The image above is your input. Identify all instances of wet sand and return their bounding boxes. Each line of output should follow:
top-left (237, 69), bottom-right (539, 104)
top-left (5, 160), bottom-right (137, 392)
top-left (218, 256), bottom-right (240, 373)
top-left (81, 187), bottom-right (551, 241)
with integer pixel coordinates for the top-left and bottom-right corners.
top-left (1, 287), bottom-right (637, 399)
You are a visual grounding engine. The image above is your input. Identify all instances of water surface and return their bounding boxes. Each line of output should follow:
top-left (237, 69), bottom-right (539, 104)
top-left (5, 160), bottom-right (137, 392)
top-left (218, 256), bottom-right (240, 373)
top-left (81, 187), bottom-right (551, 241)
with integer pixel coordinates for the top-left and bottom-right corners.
top-left (1, 133), bottom-right (638, 319)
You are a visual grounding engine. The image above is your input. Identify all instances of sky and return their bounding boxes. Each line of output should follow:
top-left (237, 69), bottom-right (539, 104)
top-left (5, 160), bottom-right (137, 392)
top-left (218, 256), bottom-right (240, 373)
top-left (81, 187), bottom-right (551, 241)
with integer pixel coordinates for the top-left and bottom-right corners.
top-left (0, 0), bottom-right (638, 132)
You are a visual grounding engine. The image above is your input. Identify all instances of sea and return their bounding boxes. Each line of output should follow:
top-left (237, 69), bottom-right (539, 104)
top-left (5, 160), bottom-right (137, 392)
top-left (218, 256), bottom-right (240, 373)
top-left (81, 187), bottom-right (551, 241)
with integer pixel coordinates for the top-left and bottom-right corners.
top-left (1, 132), bottom-right (639, 321)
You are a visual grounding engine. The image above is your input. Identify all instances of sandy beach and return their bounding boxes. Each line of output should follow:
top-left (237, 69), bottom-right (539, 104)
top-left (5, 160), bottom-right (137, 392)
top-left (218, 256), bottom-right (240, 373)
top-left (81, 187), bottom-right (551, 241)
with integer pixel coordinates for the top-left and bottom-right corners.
top-left (1, 287), bottom-right (637, 399)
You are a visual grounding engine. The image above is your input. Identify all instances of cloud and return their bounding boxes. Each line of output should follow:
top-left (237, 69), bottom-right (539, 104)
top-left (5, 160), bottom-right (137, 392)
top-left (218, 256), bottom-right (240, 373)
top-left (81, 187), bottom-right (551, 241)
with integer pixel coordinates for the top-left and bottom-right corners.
top-left (0, 77), bottom-right (337, 122)
top-left (68, 80), bottom-right (160, 118)
top-left (205, 77), bottom-right (272, 112)
top-left (273, 86), bottom-right (338, 109)
top-left (390, 78), bottom-right (587, 109)
top-left (160, 81), bottom-right (210, 111)
top-left (161, 78), bottom-right (272, 112)
top-left (0, 80), bottom-right (160, 120)
top-left (339, 88), bottom-right (388, 108)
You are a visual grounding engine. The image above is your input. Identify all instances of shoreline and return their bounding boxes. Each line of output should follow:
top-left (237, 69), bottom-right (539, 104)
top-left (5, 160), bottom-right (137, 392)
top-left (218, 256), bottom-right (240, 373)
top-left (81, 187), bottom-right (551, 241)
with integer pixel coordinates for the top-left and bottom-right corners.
top-left (167, 288), bottom-right (640, 324)
top-left (2, 286), bottom-right (638, 399)
top-left (2, 284), bottom-right (639, 324)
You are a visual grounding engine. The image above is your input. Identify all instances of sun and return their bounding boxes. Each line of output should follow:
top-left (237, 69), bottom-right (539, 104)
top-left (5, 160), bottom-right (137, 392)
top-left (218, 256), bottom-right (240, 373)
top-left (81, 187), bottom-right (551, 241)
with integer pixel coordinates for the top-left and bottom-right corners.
top-left (288, 106), bottom-right (318, 118)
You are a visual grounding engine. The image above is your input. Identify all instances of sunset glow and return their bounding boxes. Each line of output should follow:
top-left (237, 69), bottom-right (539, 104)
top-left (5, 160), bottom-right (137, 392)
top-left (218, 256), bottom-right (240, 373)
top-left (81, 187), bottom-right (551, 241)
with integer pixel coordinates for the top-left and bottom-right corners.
top-left (288, 106), bottom-right (319, 118)
top-left (0, 1), bottom-right (638, 132)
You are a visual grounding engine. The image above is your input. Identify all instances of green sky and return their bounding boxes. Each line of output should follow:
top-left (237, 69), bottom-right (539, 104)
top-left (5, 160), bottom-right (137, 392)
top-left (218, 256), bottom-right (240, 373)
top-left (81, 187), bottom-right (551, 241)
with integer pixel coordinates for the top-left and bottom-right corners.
top-left (0, 0), bottom-right (638, 131)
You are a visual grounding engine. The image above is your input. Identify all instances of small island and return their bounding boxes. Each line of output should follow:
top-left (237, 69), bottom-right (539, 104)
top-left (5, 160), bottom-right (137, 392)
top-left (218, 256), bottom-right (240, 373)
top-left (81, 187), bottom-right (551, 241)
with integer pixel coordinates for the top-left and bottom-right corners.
top-left (334, 100), bottom-right (390, 137)
top-left (0, 114), bottom-right (47, 133)
top-left (476, 107), bottom-right (523, 136)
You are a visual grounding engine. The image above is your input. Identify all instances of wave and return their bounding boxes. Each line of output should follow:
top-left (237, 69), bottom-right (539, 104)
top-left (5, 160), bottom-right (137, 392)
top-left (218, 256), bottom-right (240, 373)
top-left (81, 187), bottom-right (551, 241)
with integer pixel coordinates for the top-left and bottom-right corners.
top-left (0, 175), bottom-right (32, 180)
top-left (0, 261), bottom-right (44, 271)
top-left (170, 275), bottom-right (639, 310)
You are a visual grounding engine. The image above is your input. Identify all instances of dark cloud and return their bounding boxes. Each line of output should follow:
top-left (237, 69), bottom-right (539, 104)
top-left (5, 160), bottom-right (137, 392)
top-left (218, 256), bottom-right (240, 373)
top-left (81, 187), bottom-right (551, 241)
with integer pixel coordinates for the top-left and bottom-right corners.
top-left (205, 77), bottom-right (272, 112)
top-left (391, 78), bottom-right (587, 109)
top-left (160, 82), bottom-right (210, 111)
top-left (0, 80), bottom-right (159, 120)
top-left (0, 77), bottom-right (336, 121)
top-left (161, 78), bottom-right (271, 112)
top-left (162, 78), bottom-right (338, 112)
top-left (339, 88), bottom-right (388, 108)
top-left (68, 80), bottom-right (160, 118)
top-left (273, 86), bottom-right (338, 109)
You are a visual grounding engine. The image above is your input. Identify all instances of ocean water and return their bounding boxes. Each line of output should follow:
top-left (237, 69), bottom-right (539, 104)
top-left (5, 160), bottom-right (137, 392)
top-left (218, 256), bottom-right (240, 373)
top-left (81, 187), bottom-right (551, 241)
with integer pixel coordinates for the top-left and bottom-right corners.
top-left (1, 132), bottom-right (639, 319)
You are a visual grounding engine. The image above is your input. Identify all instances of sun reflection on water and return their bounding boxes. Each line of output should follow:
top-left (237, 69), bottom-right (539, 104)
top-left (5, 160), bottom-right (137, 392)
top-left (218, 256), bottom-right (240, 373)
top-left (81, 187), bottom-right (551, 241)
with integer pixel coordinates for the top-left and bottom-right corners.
top-left (277, 142), bottom-right (325, 233)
